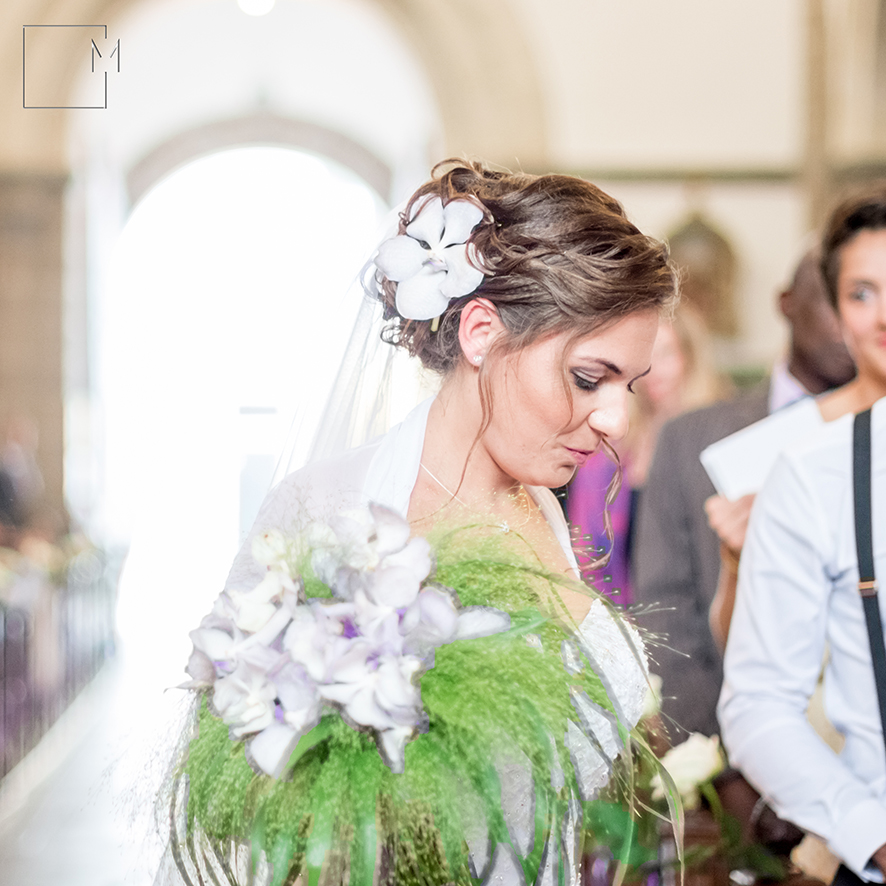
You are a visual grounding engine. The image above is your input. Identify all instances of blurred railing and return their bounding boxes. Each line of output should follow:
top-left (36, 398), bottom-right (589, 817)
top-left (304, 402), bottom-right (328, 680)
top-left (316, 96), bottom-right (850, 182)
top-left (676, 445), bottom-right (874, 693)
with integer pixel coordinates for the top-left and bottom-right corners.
top-left (0, 547), bottom-right (117, 778)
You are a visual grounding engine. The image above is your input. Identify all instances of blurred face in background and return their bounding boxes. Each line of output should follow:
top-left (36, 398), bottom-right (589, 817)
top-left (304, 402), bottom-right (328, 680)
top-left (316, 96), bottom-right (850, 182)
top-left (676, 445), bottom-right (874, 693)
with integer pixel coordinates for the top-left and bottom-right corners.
top-left (784, 251), bottom-right (856, 393)
top-left (836, 229), bottom-right (886, 389)
top-left (635, 321), bottom-right (686, 416)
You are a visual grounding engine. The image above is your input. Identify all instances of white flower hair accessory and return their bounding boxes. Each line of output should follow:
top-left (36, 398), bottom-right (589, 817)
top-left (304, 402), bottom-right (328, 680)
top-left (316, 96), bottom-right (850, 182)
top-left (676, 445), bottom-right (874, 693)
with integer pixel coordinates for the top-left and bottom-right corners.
top-left (375, 196), bottom-right (486, 322)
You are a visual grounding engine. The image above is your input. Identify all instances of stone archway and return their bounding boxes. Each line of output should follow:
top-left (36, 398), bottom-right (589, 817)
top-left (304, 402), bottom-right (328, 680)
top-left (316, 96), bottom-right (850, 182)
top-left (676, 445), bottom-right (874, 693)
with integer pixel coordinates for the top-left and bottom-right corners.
top-left (125, 113), bottom-right (393, 207)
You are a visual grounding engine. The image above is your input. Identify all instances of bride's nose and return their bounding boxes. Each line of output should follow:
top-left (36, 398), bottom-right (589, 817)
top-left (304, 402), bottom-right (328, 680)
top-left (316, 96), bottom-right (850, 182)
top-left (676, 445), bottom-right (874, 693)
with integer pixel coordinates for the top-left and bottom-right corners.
top-left (587, 387), bottom-right (630, 442)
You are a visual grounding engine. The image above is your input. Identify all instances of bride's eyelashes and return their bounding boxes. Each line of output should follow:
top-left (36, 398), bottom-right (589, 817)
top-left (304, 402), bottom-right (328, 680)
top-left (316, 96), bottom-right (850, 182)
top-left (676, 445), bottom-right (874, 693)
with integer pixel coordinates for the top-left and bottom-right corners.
top-left (627, 366), bottom-right (652, 394)
top-left (571, 371), bottom-right (601, 392)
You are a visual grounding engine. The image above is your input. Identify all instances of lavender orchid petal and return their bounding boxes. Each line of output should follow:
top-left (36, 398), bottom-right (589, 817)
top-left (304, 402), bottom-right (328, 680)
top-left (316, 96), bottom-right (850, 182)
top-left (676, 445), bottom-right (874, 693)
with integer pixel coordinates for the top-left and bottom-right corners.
top-left (248, 723), bottom-right (302, 778)
top-left (240, 605), bottom-right (294, 652)
top-left (378, 726), bottom-right (413, 774)
top-left (180, 648), bottom-right (215, 688)
top-left (375, 657), bottom-right (421, 710)
top-left (381, 537), bottom-right (432, 583)
top-left (343, 682), bottom-right (391, 730)
top-left (370, 565), bottom-right (422, 609)
top-left (454, 607), bottom-right (511, 640)
top-left (190, 627), bottom-right (236, 662)
top-left (418, 587), bottom-right (460, 638)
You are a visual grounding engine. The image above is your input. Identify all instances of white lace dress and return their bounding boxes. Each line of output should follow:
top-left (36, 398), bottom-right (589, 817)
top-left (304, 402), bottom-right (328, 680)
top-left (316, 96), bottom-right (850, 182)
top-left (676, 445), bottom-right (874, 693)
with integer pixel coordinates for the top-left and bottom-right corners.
top-left (154, 398), bottom-right (648, 886)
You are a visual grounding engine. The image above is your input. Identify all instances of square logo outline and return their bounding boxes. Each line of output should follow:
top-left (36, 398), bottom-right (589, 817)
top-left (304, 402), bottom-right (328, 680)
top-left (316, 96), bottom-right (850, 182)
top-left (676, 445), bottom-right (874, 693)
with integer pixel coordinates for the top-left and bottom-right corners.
top-left (23, 25), bottom-right (118, 109)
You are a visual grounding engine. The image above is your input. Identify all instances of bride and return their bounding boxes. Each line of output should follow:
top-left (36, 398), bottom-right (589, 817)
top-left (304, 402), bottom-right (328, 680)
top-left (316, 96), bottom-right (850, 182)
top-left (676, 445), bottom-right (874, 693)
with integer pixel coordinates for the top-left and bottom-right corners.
top-left (160, 160), bottom-right (677, 886)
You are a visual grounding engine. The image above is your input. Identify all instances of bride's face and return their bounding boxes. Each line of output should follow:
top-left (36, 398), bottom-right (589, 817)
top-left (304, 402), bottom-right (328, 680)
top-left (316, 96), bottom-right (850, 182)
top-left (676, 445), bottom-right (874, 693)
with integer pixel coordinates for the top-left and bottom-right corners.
top-left (480, 309), bottom-right (659, 488)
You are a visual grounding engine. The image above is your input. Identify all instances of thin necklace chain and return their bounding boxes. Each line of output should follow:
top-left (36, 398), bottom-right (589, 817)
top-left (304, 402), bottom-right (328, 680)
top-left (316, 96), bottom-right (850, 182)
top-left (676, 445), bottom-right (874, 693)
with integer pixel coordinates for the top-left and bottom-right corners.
top-left (419, 462), bottom-right (533, 533)
top-left (419, 462), bottom-right (468, 507)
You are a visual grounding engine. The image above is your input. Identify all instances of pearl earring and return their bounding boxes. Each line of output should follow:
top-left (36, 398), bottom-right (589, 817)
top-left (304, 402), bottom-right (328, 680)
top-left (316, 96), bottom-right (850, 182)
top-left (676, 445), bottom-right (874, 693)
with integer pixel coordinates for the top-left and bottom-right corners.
top-left (473, 354), bottom-right (482, 364)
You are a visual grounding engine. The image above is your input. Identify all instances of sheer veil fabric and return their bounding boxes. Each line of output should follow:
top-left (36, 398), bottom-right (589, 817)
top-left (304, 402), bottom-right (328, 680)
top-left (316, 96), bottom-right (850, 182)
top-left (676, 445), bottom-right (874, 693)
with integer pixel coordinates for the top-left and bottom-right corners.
top-left (153, 234), bottom-right (650, 886)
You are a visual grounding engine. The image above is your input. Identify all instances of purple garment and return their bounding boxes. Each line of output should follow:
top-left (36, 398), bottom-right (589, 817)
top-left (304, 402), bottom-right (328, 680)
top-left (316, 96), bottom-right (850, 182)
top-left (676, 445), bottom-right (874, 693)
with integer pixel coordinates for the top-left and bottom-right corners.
top-left (566, 454), bottom-right (633, 604)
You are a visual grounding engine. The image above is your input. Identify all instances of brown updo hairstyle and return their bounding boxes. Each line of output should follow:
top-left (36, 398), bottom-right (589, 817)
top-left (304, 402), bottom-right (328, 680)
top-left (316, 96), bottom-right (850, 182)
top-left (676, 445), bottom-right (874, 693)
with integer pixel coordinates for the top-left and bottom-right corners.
top-left (378, 159), bottom-right (677, 375)
top-left (821, 181), bottom-right (886, 309)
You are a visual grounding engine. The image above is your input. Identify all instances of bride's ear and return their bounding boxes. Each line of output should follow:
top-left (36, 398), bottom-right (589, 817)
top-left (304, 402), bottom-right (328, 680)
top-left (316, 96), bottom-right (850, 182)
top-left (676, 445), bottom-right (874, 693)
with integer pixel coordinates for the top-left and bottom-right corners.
top-left (458, 298), bottom-right (503, 364)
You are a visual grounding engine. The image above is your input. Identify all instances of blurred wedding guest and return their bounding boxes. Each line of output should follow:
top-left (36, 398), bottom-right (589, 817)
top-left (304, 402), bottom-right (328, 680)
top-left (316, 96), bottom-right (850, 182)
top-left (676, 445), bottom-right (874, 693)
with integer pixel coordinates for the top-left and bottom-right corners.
top-left (0, 414), bottom-right (44, 529)
top-left (720, 187), bottom-right (886, 886)
top-left (567, 304), bottom-right (727, 602)
top-left (632, 248), bottom-right (856, 738)
top-left (0, 466), bottom-right (20, 546)
top-left (720, 399), bottom-right (886, 886)
top-left (709, 204), bottom-right (886, 651)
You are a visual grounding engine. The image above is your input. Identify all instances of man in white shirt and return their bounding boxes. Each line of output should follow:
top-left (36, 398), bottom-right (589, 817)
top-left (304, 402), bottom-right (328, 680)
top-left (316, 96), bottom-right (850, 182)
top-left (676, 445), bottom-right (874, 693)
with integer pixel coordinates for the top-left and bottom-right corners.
top-left (719, 397), bottom-right (886, 881)
top-left (633, 250), bottom-right (855, 737)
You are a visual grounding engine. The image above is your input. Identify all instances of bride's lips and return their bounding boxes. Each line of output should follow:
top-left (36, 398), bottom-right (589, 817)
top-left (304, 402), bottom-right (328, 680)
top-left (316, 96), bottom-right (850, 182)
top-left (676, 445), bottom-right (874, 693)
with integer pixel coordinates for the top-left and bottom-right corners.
top-left (564, 446), bottom-right (594, 467)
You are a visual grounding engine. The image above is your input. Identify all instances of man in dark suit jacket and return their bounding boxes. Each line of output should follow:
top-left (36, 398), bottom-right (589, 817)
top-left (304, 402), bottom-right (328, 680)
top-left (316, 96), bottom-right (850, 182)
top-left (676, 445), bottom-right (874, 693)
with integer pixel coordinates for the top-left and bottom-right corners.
top-left (632, 250), bottom-right (856, 738)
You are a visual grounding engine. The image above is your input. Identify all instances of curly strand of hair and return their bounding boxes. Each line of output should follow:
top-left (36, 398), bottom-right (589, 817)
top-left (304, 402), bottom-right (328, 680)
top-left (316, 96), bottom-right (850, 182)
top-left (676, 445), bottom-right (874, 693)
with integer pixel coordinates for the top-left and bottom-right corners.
top-left (575, 438), bottom-right (623, 576)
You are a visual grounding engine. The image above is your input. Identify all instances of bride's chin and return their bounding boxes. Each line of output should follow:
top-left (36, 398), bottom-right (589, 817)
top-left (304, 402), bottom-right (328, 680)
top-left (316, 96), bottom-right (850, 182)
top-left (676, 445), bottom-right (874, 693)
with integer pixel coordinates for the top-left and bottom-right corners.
top-left (526, 464), bottom-right (576, 489)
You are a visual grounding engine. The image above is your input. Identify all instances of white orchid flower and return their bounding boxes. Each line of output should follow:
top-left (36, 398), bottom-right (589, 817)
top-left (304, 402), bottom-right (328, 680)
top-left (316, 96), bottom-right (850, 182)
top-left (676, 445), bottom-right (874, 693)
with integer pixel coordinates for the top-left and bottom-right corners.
top-left (350, 588), bottom-right (404, 656)
top-left (310, 511), bottom-right (378, 590)
top-left (245, 661), bottom-right (325, 776)
top-left (230, 570), bottom-right (296, 633)
top-left (320, 650), bottom-right (421, 733)
top-left (190, 626), bottom-right (238, 664)
top-left (368, 503), bottom-right (412, 557)
top-left (213, 661), bottom-right (277, 738)
top-left (375, 197), bottom-right (486, 321)
top-left (251, 529), bottom-right (293, 574)
top-left (284, 604), bottom-right (355, 683)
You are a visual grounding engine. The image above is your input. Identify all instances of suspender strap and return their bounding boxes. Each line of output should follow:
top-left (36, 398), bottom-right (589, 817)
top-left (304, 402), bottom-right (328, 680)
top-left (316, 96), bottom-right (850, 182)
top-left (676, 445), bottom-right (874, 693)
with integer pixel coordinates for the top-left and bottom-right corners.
top-left (853, 409), bottom-right (886, 760)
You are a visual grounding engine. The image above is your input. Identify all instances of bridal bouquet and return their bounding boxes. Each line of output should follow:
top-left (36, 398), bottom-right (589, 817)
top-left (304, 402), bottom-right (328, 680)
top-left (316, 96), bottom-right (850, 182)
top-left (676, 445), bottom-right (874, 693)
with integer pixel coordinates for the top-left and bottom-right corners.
top-left (172, 506), bottom-right (674, 886)
top-left (181, 504), bottom-right (510, 779)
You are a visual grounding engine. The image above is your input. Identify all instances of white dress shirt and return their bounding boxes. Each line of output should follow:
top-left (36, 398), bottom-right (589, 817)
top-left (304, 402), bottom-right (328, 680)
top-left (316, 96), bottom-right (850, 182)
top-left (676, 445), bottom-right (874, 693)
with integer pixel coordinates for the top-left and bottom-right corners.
top-left (719, 397), bottom-right (886, 880)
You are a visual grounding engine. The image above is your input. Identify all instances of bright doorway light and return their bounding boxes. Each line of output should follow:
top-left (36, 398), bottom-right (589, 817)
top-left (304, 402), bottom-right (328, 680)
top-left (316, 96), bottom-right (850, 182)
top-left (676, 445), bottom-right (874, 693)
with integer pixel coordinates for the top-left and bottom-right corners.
top-left (103, 147), bottom-right (385, 682)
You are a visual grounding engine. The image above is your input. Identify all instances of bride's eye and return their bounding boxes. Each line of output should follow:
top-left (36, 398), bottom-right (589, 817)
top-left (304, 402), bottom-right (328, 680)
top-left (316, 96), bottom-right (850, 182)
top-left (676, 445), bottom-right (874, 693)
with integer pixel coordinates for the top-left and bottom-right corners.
top-left (572, 372), bottom-right (600, 392)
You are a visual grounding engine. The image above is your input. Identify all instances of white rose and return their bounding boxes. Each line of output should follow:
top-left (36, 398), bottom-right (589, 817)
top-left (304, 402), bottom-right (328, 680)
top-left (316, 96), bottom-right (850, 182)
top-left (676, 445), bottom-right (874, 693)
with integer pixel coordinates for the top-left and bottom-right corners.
top-left (651, 732), bottom-right (724, 809)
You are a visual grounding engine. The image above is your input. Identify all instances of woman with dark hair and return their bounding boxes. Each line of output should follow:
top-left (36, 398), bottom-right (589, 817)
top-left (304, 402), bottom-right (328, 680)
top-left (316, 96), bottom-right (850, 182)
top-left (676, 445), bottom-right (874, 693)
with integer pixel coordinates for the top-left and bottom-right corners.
top-left (160, 160), bottom-right (677, 886)
top-left (817, 183), bottom-right (886, 419)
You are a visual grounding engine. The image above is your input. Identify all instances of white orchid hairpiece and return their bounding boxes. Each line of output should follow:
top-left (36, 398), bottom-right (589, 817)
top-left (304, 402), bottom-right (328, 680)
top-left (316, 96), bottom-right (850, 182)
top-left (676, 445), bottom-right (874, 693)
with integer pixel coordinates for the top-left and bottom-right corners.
top-left (375, 196), bottom-right (486, 323)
